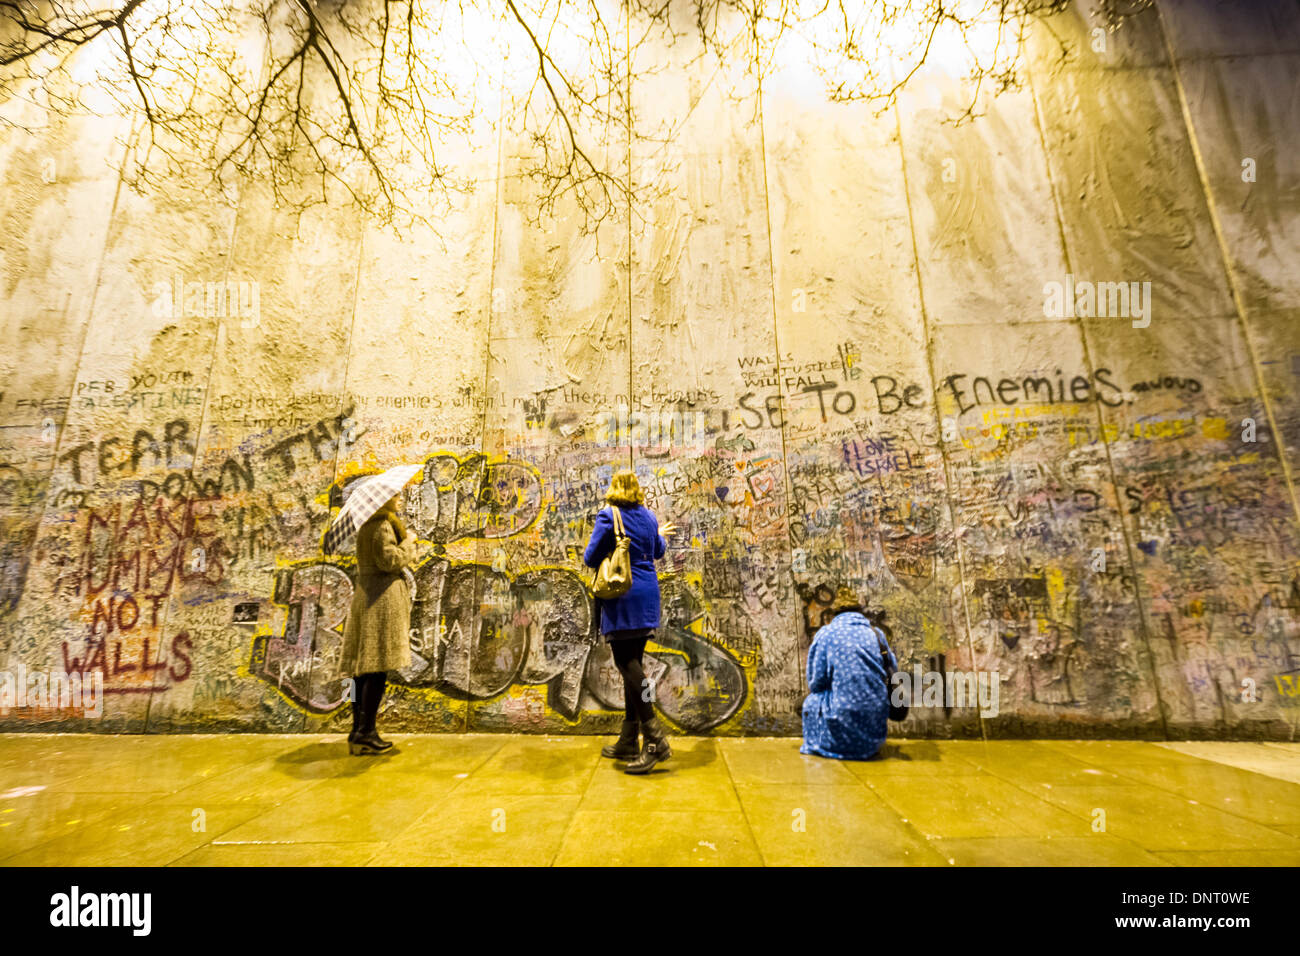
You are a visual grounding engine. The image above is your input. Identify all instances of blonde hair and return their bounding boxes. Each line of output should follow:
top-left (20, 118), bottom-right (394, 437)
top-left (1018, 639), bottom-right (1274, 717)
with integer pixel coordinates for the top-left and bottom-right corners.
top-left (605, 469), bottom-right (644, 506)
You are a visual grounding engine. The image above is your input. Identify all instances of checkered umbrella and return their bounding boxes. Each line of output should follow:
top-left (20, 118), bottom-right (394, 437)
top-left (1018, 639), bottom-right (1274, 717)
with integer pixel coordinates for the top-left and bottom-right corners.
top-left (322, 463), bottom-right (423, 554)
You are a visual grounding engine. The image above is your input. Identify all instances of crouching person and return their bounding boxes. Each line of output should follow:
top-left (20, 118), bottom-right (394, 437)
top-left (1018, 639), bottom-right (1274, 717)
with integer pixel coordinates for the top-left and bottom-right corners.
top-left (800, 585), bottom-right (896, 761)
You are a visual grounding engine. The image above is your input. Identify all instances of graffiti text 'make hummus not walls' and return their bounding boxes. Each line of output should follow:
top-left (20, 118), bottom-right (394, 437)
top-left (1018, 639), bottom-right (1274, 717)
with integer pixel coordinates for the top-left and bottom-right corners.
top-left (250, 453), bottom-right (747, 732)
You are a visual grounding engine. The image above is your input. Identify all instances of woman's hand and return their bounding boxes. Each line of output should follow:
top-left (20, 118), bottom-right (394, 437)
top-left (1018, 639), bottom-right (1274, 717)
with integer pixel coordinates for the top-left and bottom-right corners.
top-left (660, 521), bottom-right (678, 537)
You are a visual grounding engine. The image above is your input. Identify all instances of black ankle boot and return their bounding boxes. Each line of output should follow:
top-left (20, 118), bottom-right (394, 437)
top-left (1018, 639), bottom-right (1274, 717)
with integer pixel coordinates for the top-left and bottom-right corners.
top-left (367, 675), bottom-right (392, 748)
top-left (349, 675), bottom-right (393, 755)
top-left (601, 720), bottom-right (640, 759)
top-left (349, 730), bottom-right (393, 755)
top-left (348, 692), bottom-right (363, 746)
top-left (624, 717), bottom-right (671, 774)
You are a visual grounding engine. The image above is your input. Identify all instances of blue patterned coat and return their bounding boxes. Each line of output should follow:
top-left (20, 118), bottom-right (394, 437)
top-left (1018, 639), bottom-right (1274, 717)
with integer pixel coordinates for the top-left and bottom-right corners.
top-left (582, 503), bottom-right (666, 634)
top-left (801, 611), bottom-right (895, 760)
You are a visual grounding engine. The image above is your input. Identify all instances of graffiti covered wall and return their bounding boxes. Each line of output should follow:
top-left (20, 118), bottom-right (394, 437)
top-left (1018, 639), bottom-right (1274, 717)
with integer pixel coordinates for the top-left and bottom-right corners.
top-left (2, 0), bottom-right (1299, 738)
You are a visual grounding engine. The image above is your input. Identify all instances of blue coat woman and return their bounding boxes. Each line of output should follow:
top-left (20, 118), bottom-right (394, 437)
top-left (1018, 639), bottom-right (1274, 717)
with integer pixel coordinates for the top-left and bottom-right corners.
top-left (583, 503), bottom-right (666, 633)
top-left (582, 469), bottom-right (675, 774)
top-left (801, 587), bottom-right (896, 760)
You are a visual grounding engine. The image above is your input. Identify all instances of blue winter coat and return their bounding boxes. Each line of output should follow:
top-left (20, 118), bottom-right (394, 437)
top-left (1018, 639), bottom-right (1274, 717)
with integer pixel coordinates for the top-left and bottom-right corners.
top-left (800, 611), bottom-right (895, 760)
top-left (582, 503), bottom-right (666, 634)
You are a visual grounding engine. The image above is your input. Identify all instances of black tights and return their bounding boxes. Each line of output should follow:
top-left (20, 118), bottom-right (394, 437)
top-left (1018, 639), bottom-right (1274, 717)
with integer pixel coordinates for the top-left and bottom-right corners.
top-left (610, 635), bottom-right (655, 724)
top-left (350, 672), bottom-right (387, 735)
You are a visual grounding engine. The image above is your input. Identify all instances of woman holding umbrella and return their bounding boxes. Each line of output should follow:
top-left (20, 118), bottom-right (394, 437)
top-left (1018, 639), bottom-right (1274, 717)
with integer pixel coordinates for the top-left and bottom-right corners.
top-left (327, 465), bottom-right (423, 755)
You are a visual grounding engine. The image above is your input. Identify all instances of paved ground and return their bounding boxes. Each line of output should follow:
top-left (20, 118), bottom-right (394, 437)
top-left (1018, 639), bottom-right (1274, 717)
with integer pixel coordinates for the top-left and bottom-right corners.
top-left (1, 735), bottom-right (1298, 866)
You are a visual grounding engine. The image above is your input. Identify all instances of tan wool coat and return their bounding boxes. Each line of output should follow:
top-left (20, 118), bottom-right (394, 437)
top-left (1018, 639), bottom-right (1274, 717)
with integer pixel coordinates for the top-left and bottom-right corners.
top-left (340, 515), bottom-right (421, 676)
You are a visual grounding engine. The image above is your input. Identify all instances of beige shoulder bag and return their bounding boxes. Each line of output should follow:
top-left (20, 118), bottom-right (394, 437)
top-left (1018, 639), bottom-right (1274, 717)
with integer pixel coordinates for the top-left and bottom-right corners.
top-left (592, 506), bottom-right (633, 599)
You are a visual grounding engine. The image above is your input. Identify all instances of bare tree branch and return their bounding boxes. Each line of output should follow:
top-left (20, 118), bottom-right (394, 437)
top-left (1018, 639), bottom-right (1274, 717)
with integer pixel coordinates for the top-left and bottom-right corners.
top-left (0, 0), bottom-right (1155, 231)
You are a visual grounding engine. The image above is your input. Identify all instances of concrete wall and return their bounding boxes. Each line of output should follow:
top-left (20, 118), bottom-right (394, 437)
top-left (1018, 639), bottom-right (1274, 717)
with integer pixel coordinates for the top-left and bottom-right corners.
top-left (2, 0), bottom-right (1298, 737)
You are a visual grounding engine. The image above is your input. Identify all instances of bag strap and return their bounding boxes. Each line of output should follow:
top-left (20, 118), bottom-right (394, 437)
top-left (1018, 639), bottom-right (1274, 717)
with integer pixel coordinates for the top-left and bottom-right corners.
top-left (873, 626), bottom-right (894, 676)
top-left (609, 505), bottom-right (626, 539)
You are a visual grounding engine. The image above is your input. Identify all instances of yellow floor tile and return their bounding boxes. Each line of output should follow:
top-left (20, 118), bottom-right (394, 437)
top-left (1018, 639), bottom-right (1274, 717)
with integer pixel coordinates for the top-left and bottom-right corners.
top-left (3, 734), bottom-right (1296, 865)
top-left (451, 737), bottom-right (599, 795)
top-left (1158, 742), bottom-right (1300, 785)
top-left (346, 734), bottom-right (505, 770)
top-left (643, 735), bottom-right (732, 773)
top-left (582, 772), bottom-right (743, 813)
top-left (947, 741), bottom-right (1137, 787)
top-left (151, 762), bottom-right (334, 807)
top-left (1, 802), bottom-right (269, 865)
top-left (841, 740), bottom-right (987, 777)
top-left (0, 791), bottom-right (167, 859)
top-left (171, 842), bottom-right (386, 866)
top-left (1261, 743), bottom-right (1300, 755)
top-left (1031, 784), bottom-right (1300, 851)
top-left (372, 794), bottom-right (581, 865)
top-left (43, 736), bottom-right (296, 794)
top-left (867, 774), bottom-right (1095, 839)
top-left (1105, 761), bottom-right (1300, 825)
top-left (145, 739), bottom-right (359, 806)
top-left (0, 744), bottom-right (149, 792)
top-left (937, 740), bottom-right (1063, 760)
top-left (212, 784), bottom-right (446, 845)
top-left (554, 810), bottom-right (762, 866)
top-left (1038, 740), bottom-right (1212, 767)
top-left (718, 738), bottom-right (861, 784)
top-left (972, 762), bottom-right (1136, 789)
top-left (736, 783), bottom-right (947, 865)
top-left (583, 740), bottom-right (742, 812)
top-left (933, 836), bottom-right (1172, 866)
top-left (303, 765), bottom-right (467, 805)
top-left (0, 734), bottom-right (130, 767)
